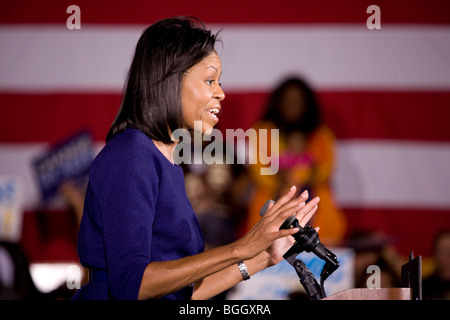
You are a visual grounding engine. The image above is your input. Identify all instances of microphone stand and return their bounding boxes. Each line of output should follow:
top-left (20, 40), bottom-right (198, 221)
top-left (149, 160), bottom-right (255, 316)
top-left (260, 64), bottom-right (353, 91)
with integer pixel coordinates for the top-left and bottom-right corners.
top-left (283, 246), bottom-right (323, 300)
top-left (293, 259), bottom-right (324, 300)
top-left (283, 235), bottom-right (339, 300)
top-left (258, 200), bottom-right (339, 300)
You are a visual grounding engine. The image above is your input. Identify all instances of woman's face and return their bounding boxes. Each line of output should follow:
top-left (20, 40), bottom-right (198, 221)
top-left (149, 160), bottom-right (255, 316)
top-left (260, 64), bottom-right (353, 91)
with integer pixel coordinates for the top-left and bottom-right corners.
top-left (182, 51), bottom-right (225, 134)
top-left (279, 85), bottom-right (305, 124)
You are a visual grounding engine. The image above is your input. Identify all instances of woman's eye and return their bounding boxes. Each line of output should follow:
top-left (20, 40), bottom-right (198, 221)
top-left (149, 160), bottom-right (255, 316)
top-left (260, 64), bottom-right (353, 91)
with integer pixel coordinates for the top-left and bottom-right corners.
top-left (206, 80), bottom-right (222, 87)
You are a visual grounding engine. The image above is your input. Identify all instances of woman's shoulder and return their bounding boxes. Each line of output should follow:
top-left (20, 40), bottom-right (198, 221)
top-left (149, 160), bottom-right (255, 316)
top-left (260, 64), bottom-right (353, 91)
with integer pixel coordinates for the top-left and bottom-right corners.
top-left (107, 127), bottom-right (153, 149)
top-left (92, 128), bottom-right (161, 173)
top-left (105, 128), bottom-right (157, 153)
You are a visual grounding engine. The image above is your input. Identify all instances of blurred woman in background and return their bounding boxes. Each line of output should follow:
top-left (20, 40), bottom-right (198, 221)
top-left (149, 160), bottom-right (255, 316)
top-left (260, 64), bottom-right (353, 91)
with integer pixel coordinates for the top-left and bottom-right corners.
top-left (246, 77), bottom-right (346, 244)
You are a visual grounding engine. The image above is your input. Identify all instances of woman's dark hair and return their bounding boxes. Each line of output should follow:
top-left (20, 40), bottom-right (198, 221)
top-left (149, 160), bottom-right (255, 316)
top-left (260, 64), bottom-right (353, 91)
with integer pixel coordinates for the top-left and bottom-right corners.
top-left (262, 77), bottom-right (322, 136)
top-left (106, 17), bottom-right (219, 143)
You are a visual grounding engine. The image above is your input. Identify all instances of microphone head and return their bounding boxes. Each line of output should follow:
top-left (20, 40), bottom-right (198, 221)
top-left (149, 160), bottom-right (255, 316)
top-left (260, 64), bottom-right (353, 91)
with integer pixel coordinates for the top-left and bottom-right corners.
top-left (259, 199), bottom-right (275, 217)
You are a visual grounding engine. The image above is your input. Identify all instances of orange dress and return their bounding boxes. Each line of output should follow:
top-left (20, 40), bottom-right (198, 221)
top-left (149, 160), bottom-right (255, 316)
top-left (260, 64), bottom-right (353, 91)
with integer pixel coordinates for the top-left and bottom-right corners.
top-left (245, 121), bottom-right (346, 244)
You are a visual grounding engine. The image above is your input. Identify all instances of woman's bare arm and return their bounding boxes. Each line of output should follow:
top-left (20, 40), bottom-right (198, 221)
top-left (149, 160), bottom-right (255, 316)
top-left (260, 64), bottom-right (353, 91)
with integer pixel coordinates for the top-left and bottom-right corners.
top-left (138, 187), bottom-right (319, 300)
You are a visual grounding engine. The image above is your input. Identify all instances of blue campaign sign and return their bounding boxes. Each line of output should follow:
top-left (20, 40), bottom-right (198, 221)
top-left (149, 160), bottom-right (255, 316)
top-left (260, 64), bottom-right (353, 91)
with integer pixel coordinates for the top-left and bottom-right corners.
top-left (0, 176), bottom-right (24, 241)
top-left (32, 130), bottom-right (95, 200)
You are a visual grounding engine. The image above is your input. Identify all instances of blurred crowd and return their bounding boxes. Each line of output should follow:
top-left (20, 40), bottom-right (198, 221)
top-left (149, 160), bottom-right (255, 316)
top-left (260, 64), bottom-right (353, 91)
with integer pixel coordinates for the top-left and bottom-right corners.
top-left (1, 77), bottom-right (449, 300)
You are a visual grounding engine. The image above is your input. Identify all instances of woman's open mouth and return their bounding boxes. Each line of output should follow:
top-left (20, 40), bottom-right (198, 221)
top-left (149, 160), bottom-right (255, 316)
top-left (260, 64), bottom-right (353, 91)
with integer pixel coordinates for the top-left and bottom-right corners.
top-left (206, 107), bottom-right (220, 122)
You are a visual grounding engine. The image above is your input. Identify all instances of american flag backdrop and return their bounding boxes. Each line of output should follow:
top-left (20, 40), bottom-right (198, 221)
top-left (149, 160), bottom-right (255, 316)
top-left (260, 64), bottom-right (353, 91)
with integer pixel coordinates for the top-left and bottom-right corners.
top-left (1, 0), bottom-right (450, 263)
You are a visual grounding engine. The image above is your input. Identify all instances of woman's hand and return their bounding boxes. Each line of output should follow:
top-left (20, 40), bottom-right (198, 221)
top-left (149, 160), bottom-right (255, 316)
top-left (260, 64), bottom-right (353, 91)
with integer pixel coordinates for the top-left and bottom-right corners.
top-left (263, 191), bottom-right (319, 266)
top-left (235, 186), bottom-right (319, 262)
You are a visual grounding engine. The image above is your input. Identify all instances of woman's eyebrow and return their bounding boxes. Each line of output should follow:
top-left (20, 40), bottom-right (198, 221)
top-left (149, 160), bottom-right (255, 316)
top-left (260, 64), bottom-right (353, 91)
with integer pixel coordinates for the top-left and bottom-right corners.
top-left (207, 65), bottom-right (222, 77)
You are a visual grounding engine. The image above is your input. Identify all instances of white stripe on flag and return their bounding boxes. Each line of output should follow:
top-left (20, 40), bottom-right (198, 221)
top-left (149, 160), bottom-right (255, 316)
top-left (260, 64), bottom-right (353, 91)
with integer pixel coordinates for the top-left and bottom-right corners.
top-left (1, 24), bottom-right (450, 92)
top-left (333, 140), bottom-right (450, 209)
top-left (2, 141), bottom-right (450, 210)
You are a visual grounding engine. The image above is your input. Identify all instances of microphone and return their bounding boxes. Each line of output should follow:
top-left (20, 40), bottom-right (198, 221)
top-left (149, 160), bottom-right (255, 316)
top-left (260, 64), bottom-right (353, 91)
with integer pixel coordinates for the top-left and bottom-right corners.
top-left (259, 199), bottom-right (339, 281)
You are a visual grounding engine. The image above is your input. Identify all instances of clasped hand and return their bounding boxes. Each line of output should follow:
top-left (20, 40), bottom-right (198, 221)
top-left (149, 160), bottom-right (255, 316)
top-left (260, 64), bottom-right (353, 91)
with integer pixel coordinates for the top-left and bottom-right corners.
top-left (238, 186), bottom-right (320, 266)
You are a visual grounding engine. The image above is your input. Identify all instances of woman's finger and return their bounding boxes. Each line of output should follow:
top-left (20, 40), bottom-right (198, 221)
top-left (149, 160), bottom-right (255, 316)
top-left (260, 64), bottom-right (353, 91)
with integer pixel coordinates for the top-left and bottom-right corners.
top-left (266, 185), bottom-right (297, 216)
top-left (295, 196), bottom-right (320, 227)
top-left (276, 226), bottom-right (300, 239)
top-left (267, 189), bottom-right (309, 219)
top-left (277, 190), bottom-right (309, 213)
top-left (300, 205), bottom-right (318, 227)
top-left (270, 201), bottom-right (307, 228)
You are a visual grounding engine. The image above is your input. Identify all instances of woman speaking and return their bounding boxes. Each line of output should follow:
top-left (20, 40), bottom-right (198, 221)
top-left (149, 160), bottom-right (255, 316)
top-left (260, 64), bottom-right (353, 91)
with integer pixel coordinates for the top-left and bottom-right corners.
top-left (72, 17), bottom-right (320, 300)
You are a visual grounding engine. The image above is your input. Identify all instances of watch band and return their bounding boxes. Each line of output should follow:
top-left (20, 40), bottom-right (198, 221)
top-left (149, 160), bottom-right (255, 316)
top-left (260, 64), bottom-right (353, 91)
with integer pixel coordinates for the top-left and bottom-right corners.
top-left (237, 261), bottom-right (250, 281)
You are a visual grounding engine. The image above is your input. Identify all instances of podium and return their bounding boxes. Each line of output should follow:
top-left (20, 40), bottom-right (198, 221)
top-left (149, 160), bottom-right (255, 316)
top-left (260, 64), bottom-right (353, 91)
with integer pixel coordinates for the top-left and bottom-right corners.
top-left (323, 287), bottom-right (412, 300)
top-left (322, 252), bottom-right (422, 300)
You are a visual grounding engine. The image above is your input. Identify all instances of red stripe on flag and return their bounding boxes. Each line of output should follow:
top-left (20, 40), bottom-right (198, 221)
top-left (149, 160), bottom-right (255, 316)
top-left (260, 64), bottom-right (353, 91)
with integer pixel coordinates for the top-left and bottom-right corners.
top-left (1, 91), bottom-right (450, 143)
top-left (216, 90), bottom-right (450, 142)
top-left (20, 210), bottom-right (78, 262)
top-left (343, 207), bottom-right (450, 257)
top-left (0, 93), bottom-right (121, 143)
top-left (1, 0), bottom-right (450, 25)
top-left (319, 91), bottom-right (450, 141)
